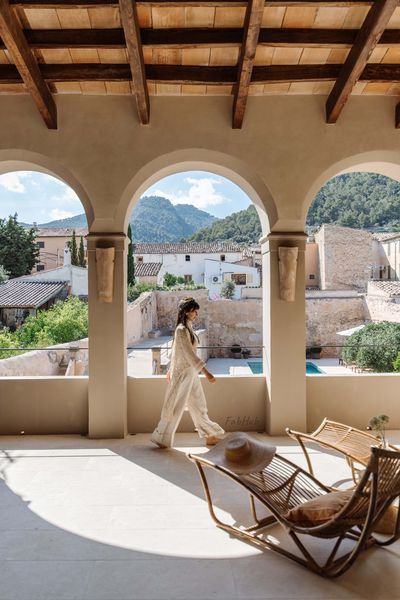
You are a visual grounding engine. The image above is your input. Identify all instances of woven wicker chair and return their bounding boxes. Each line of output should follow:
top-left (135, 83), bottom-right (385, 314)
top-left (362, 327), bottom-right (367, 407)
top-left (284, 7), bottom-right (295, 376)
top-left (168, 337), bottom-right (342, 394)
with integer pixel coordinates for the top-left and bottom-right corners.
top-left (187, 446), bottom-right (400, 577)
top-left (286, 418), bottom-right (398, 484)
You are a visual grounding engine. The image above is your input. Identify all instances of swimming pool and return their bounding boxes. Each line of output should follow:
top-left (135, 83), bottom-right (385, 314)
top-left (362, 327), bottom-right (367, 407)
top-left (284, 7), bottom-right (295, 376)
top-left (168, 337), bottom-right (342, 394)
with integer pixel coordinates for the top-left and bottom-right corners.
top-left (248, 361), bottom-right (323, 374)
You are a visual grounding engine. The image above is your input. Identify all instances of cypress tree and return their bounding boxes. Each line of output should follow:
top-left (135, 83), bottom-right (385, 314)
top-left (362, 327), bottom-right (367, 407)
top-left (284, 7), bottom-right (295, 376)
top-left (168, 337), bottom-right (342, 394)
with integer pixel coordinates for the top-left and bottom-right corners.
top-left (127, 223), bottom-right (135, 286)
top-left (69, 230), bottom-right (78, 266)
top-left (78, 236), bottom-right (86, 268)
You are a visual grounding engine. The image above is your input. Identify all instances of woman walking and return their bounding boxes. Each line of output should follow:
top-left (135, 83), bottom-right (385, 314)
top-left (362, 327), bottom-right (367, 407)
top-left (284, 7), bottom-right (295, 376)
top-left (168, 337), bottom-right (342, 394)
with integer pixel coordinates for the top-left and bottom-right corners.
top-left (151, 297), bottom-right (225, 449)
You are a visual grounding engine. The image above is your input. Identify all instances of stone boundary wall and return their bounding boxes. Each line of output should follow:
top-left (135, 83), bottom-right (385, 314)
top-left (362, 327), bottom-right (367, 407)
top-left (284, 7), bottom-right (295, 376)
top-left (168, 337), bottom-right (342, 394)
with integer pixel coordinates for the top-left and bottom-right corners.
top-left (364, 295), bottom-right (400, 323)
top-left (0, 338), bottom-right (88, 377)
top-left (306, 296), bottom-right (365, 357)
top-left (155, 290), bottom-right (262, 358)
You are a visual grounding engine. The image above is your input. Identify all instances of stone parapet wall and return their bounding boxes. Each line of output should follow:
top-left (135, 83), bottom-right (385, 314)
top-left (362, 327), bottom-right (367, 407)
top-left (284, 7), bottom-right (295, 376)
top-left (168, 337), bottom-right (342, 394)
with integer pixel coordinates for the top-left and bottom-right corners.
top-left (127, 291), bottom-right (158, 346)
top-left (306, 296), bottom-right (365, 357)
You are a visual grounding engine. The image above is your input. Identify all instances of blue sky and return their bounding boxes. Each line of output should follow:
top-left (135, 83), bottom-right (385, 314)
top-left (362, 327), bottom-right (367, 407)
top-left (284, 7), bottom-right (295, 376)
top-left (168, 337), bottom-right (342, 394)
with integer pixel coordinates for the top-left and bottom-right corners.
top-left (0, 170), bottom-right (252, 224)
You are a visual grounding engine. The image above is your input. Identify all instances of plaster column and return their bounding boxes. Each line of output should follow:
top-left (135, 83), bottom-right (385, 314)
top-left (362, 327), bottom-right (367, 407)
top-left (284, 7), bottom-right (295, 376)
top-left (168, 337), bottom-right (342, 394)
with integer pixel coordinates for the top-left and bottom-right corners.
top-left (87, 233), bottom-right (128, 438)
top-left (262, 232), bottom-right (307, 434)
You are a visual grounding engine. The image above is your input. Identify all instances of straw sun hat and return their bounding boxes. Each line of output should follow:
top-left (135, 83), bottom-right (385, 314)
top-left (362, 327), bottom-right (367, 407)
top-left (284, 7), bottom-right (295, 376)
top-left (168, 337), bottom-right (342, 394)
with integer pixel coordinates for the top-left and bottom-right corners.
top-left (204, 432), bottom-right (276, 475)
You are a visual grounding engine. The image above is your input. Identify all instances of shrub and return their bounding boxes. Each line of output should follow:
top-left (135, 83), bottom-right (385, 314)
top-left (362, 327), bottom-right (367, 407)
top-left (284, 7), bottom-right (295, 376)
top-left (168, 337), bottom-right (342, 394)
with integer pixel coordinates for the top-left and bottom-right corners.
top-left (343, 321), bottom-right (400, 373)
top-left (394, 352), bottom-right (400, 372)
top-left (163, 272), bottom-right (178, 287)
top-left (0, 329), bottom-right (21, 359)
top-left (220, 280), bottom-right (235, 299)
top-left (16, 296), bottom-right (88, 348)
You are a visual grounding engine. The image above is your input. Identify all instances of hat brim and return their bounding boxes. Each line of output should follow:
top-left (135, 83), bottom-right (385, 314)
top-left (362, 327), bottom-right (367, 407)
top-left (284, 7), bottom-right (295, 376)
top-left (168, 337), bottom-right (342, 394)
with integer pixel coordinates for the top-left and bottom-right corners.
top-left (204, 432), bottom-right (276, 475)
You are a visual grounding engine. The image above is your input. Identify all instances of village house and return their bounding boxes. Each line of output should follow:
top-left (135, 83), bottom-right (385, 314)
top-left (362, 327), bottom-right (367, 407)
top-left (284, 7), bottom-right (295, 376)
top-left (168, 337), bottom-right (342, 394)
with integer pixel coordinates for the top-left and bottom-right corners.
top-left (133, 242), bottom-right (245, 285)
top-left (34, 227), bottom-right (88, 272)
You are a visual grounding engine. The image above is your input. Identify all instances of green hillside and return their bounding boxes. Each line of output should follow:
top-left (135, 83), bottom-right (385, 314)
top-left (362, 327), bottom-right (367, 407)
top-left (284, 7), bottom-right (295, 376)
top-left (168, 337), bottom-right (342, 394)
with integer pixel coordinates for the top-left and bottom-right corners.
top-left (307, 173), bottom-right (400, 231)
top-left (36, 196), bottom-right (217, 242)
top-left (188, 205), bottom-right (261, 244)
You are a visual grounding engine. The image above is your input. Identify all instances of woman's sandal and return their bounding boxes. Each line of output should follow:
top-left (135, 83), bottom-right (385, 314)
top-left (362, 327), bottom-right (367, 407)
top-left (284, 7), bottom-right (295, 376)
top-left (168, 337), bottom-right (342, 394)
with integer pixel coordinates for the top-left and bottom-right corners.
top-left (205, 436), bottom-right (224, 446)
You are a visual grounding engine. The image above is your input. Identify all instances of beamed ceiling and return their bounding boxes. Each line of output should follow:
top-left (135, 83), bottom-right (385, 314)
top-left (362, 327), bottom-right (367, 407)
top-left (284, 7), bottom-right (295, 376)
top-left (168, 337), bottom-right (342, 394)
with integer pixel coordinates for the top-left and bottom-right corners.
top-left (1, 0), bottom-right (400, 128)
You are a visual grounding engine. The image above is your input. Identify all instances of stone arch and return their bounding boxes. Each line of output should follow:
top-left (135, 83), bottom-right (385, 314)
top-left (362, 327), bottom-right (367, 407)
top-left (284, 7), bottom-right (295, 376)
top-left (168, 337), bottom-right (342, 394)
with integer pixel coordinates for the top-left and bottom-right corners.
top-left (301, 150), bottom-right (400, 228)
top-left (0, 149), bottom-right (94, 226)
top-left (115, 148), bottom-right (277, 234)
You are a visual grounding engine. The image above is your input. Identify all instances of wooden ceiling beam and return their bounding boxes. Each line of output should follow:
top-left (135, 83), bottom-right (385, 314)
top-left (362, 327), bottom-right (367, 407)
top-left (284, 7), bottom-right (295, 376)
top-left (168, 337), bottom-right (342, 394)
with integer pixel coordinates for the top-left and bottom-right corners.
top-left (232, 0), bottom-right (265, 128)
top-left (0, 0), bottom-right (56, 128)
top-left (4, 27), bottom-right (400, 51)
top-left (9, 0), bottom-right (376, 7)
top-left (119, 0), bottom-right (149, 124)
top-left (326, 0), bottom-right (399, 124)
top-left (2, 61), bottom-right (400, 84)
top-left (395, 102), bottom-right (400, 128)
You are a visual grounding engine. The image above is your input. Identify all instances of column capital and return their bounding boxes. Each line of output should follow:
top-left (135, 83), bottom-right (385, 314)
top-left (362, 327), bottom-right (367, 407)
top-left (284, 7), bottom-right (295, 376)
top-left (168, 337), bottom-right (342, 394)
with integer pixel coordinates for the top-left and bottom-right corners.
top-left (86, 232), bottom-right (128, 252)
top-left (260, 231), bottom-right (308, 253)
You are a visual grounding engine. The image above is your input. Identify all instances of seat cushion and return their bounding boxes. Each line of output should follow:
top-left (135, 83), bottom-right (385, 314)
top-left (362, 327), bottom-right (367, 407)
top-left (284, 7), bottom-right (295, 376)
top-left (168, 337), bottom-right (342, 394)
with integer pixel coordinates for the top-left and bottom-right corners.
top-left (285, 491), bottom-right (353, 526)
top-left (374, 504), bottom-right (398, 534)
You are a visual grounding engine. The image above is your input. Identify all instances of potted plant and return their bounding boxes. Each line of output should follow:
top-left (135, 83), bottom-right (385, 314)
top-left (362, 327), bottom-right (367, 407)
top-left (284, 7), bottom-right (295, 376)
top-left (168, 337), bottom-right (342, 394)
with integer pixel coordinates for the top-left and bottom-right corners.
top-left (309, 346), bottom-right (322, 359)
top-left (230, 343), bottom-right (242, 359)
top-left (242, 348), bottom-right (251, 359)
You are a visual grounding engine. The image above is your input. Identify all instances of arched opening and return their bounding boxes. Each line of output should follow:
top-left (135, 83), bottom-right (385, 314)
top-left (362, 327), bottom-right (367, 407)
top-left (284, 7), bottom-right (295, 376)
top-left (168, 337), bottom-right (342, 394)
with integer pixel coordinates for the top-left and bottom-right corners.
top-left (0, 161), bottom-right (91, 387)
top-left (302, 156), bottom-right (400, 429)
top-left (119, 153), bottom-right (275, 435)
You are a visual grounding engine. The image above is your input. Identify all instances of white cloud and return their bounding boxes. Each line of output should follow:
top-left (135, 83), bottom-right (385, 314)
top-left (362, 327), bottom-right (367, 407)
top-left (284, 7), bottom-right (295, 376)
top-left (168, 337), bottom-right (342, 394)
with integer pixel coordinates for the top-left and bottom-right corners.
top-left (0, 172), bottom-right (32, 193)
top-left (49, 209), bottom-right (74, 220)
top-left (152, 177), bottom-right (229, 210)
top-left (51, 185), bottom-right (80, 205)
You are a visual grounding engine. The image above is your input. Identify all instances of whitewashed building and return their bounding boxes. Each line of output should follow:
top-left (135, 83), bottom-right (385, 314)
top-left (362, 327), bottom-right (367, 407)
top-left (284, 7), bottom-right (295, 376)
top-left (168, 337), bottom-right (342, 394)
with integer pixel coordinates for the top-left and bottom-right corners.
top-left (19, 248), bottom-right (88, 297)
top-left (133, 242), bottom-right (244, 285)
top-left (204, 259), bottom-right (260, 300)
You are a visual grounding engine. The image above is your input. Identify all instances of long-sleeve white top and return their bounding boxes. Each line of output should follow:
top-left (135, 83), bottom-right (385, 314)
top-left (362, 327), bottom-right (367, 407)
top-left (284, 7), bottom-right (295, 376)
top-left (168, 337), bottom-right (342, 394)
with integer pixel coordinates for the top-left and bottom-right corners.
top-left (169, 323), bottom-right (205, 378)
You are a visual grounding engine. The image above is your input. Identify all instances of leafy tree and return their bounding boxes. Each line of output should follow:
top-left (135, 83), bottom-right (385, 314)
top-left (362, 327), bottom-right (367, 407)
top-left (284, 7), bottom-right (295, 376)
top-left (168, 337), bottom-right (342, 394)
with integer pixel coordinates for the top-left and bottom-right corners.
top-left (394, 352), bottom-right (400, 372)
top-left (0, 265), bottom-right (9, 282)
top-left (68, 230), bottom-right (79, 266)
top-left (127, 224), bottom-right (135, 286)
top-left (163, 272), bottom-right (178, 287)
top-left (78, 236), bottom-right (86, 268)
top-left (0, 329), bottom-right (20, 359)
top-left (0, 214), bottom-right (39, 278)
top-left (342, 322), bottom-right (400, 373)
top-left (220, 280), bottom-right (235, 299)
top-left (16, 296), bottom-right (88, 348)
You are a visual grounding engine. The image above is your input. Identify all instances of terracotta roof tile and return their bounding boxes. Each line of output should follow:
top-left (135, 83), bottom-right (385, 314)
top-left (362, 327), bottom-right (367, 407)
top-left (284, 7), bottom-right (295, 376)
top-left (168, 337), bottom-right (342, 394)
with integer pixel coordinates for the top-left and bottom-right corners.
top-left (0, 280), bottom-right (66, 309)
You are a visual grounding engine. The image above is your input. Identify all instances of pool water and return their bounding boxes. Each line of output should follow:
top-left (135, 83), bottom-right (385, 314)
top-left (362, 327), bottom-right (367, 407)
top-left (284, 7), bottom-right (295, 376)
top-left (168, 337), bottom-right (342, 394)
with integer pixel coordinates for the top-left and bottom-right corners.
top-left (248, 361), bottom-right (323, 375)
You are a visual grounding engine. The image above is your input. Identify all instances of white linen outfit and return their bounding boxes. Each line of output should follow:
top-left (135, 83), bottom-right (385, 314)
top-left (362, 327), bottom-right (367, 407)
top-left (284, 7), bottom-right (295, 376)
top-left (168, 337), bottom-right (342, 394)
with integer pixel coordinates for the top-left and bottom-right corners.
top-left (151, 323), bottom-right (224, 448)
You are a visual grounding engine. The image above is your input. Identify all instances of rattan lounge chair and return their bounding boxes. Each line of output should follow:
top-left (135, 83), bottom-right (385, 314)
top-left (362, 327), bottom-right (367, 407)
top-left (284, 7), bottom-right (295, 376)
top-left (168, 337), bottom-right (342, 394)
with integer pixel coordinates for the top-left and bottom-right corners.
top-left (187, 444), bottom-right (400, 577)
top-left (286, 418), bottom-right (398, 484)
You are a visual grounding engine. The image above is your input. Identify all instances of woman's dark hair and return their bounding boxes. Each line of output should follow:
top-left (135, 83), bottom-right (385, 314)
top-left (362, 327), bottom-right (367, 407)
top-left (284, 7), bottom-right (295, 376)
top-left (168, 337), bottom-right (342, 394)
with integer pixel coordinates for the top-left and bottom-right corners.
top-left (176, 297), bottom-right (200, 344)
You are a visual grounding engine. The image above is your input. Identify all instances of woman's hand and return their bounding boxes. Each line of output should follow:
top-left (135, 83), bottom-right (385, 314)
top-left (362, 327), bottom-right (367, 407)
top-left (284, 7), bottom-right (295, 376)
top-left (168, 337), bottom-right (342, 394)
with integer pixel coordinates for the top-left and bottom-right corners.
top-left (166, 370), bottom-right (170, 382)
top-left (205, 370), bottom-right (216, 384)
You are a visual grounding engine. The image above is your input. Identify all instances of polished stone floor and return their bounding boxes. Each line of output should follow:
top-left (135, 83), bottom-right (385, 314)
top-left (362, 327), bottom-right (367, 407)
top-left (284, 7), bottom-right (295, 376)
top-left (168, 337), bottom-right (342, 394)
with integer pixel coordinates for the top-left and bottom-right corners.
top-left (0, 432), bottom-right (399, 600)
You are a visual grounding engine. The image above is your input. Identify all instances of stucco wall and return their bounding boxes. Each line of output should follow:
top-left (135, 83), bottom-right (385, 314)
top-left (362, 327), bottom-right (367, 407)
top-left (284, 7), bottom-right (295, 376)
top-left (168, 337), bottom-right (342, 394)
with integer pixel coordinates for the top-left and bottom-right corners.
top-left (127, 375), bottom-right (266, 434)
top-left (0, 377), bottom-right (88, 434)
top-left (307, 374), bottom-right (400, 431)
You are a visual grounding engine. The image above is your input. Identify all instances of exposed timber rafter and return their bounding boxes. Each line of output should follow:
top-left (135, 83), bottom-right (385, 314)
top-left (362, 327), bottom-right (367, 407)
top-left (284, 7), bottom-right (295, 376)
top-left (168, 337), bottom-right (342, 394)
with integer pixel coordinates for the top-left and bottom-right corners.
top-left (232, 0), bottom-right (265, 128)
top-left (0, 0), bottom-right (57, 128)
top-left (118, 0), bottom-right (149, 124)
top-left (2, 62), bottom-right (400, 84)
top-left (8, 0), bottom-right (376, 6)
top-left (3, 27), bottom-right (400, 50)
top-left (326, 0), bottom-right (399, 124)
top-left (395, 102), bottom-right (400, 128)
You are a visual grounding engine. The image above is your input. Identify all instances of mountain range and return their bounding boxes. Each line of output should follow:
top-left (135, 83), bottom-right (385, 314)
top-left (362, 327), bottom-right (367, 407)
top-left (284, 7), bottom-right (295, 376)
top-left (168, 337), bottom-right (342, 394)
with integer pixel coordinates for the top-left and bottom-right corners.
top-left (35, 196), bottom-right (218, 242)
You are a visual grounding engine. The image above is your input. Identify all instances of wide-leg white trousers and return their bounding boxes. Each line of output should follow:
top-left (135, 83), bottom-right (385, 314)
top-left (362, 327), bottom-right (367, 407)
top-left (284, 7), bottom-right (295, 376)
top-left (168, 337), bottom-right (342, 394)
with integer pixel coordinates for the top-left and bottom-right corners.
top-left (151, 367), bottom-right (224, 448)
